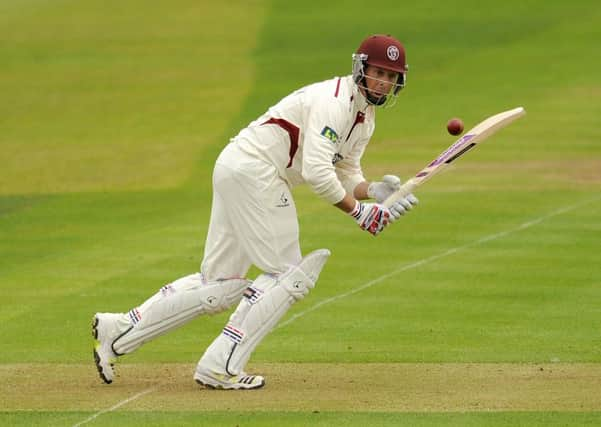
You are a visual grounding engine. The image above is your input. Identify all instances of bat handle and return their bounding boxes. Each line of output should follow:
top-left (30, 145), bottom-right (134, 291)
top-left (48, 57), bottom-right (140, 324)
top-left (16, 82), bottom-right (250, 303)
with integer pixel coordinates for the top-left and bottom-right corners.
top-left (382, 179), bottom-right (417, 209)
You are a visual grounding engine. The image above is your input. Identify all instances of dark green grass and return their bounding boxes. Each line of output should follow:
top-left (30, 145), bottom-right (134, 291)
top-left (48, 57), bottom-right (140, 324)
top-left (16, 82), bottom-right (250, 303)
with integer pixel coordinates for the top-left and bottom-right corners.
top-left (1, 0), bottom-right (601, 425)
top-left (262, 190), bottom-right (601, 364)
top-left (2, 189), bottom-right (598, 365)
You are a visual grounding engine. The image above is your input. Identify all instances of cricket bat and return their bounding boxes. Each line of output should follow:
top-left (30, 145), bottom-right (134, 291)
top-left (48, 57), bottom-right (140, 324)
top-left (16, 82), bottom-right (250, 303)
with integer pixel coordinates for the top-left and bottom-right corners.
top-left (383, 106), bottom-right (526, 208)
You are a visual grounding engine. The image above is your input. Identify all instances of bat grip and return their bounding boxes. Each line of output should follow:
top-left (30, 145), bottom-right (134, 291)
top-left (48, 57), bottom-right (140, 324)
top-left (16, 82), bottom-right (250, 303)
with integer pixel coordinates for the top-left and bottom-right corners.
top-left (382, 180), bottom-right (417, 209)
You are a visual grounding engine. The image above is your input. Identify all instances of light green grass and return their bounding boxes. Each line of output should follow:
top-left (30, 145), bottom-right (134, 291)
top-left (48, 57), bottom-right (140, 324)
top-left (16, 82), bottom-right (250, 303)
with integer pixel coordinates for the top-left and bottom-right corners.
top-left (0, 0), bottom-right (266, 194)
top-left (3, 411), bottom-right (601, 427)
top-left (1, 0), bottom-right (600, 425)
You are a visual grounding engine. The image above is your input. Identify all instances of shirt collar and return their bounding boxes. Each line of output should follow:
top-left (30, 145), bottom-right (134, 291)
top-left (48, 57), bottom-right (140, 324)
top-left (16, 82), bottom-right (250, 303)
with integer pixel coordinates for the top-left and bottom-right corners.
top-left (346, 75), bottom-right (370, 112)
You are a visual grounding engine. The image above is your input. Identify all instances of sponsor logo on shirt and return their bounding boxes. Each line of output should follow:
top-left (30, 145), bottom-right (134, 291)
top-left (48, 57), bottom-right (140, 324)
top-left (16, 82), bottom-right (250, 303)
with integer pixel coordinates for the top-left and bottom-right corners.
top-left (332, 153), bottom-right (344, 165)
top-left (320, 126), bottom-right (339, 144)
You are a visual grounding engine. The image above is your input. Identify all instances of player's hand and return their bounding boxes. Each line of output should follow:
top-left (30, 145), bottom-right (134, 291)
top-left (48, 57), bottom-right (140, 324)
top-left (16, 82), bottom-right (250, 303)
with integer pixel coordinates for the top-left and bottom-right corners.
top-left (388, 193), bottom-right (419, 222)
top-left (349, 201), bottom-right (391, 236)
top-left (368, 175), bottom-right (419, 222)
top-left (367, 175), bottom-right (401, 203)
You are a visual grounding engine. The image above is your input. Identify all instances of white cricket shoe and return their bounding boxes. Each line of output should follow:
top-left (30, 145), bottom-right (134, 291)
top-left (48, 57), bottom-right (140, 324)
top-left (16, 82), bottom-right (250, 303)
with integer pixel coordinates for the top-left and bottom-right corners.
top-left (92, 313), bottom-right (125, 384)
top-left (194, 365), bottom-right (265, 390)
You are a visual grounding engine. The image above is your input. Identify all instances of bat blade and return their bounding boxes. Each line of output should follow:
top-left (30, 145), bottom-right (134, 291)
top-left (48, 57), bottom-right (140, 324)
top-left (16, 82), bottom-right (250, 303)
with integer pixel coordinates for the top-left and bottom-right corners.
top-left (383, 107), bottom-right (526, 208)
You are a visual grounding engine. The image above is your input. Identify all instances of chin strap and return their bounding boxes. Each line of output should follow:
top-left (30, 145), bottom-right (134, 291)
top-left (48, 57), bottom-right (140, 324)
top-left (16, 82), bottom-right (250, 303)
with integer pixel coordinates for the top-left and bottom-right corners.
top-left (365, 91), bottom-right (387, 106)
top-left (358, 77), bottom-right (387, 106)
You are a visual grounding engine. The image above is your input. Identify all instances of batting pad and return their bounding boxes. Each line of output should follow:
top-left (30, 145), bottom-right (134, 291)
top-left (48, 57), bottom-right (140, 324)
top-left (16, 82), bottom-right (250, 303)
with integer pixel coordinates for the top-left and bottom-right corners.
top-left (112, 274), bottom-right (250, 355)
top-left (197, 249), bottom-right (330, 376)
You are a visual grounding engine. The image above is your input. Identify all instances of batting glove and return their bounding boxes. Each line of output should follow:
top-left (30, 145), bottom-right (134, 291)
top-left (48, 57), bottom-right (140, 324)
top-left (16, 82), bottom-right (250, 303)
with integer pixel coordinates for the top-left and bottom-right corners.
top-left (367, 175), bottom-right (401, 202)
top-left (368, 175), bottom-right (419, 222)
top-left (349, 200), bottom-right (391, 236)
top-left (388, 193), bottom-right (419, 222)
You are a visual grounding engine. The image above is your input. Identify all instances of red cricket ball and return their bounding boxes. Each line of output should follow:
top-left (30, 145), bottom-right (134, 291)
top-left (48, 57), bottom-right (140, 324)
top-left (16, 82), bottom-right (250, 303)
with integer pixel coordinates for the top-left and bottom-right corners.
top-left (447, 118), bottom-right (464, 136)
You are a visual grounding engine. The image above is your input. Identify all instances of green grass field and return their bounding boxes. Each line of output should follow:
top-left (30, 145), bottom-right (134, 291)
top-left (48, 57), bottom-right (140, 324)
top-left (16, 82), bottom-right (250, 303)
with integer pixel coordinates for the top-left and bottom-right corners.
top-left (1, 0), bottom-right (601, 426)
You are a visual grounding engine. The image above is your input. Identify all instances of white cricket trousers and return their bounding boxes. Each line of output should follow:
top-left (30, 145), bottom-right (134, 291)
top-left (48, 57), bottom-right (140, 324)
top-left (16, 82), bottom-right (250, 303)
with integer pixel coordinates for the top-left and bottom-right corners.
top-left (200, 142), bottom-right (302, 280)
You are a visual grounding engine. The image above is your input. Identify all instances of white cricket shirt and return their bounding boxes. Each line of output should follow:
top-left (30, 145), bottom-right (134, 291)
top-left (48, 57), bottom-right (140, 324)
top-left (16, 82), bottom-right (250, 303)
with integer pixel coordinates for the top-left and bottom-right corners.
top-left (232, 75), bottom-right (375, 204)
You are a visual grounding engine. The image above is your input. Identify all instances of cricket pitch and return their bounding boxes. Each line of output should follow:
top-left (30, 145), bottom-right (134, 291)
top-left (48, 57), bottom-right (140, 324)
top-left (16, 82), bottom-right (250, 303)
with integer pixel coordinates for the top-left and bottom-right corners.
top-left (2, 362), bottom-right (600, 413)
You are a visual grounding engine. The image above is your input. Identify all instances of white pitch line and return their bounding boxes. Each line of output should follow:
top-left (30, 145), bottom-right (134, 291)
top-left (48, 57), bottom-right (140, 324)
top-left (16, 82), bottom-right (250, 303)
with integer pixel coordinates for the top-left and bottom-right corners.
top-left (277, 195), bottom-right (601, 330)
top-left (72, 387), bottom-right (155, 427)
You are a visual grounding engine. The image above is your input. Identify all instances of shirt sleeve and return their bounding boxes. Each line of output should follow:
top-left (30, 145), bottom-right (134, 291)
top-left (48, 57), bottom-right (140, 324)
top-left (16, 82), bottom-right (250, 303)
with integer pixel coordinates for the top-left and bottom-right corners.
top-left (335, 137), bottom-right (368, 196)
top-left (301, 93), bottom-right (349, 204)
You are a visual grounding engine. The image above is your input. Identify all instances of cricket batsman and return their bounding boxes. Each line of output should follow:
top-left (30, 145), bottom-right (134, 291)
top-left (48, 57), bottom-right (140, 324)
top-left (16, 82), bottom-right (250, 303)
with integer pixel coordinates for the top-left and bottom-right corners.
top-left (92, 34), bottom-right (418, 389)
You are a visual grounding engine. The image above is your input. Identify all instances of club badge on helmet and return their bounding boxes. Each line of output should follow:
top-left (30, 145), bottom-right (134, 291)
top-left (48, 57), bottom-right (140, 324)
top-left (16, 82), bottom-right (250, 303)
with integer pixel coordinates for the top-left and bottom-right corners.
top-left (352, 34), bottom-right (408, 107)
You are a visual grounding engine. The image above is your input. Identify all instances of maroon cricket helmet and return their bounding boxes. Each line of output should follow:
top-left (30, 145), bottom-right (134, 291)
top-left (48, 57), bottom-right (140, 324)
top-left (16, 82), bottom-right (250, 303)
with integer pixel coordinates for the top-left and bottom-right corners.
top-left (355, 34), bottom-right (408, 74)
top-left (352, 34), bottom-right (408, 105)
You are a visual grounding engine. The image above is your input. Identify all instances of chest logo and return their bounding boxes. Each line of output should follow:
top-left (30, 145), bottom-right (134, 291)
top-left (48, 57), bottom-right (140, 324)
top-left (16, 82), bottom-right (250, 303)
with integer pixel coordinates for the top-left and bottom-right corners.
top-left (321, 126), bottom-right (339, 144)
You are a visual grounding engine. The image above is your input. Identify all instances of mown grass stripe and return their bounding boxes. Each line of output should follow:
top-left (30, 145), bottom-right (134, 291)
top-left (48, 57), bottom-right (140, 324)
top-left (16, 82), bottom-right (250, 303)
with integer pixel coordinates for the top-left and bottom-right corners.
top-left (278, 194), bottom-right (601, 329)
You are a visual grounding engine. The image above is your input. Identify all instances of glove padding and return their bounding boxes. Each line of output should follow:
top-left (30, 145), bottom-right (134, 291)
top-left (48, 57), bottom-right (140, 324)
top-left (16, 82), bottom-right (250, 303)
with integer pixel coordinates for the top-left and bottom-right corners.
top-left (349, 201), bottom-right (391, 236)
top-left (367, 175), bottom-right (401, 202)
top-left (368, 175), bottom-right (419, 222)
top-left (388, 193), bottom-right (419, 221)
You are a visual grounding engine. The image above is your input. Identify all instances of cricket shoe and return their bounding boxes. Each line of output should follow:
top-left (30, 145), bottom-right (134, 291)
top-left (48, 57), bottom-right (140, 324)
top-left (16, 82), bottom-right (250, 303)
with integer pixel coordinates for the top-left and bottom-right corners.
top-left (92, 313), bottom-right (127, 384)
top-left (193, 365), bottom-right (265, 390)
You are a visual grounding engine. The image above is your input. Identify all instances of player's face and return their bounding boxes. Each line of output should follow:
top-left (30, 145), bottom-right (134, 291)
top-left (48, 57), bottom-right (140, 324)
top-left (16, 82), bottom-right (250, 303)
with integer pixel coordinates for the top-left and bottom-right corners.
top-left (363, 65), bottom-right (399, 100)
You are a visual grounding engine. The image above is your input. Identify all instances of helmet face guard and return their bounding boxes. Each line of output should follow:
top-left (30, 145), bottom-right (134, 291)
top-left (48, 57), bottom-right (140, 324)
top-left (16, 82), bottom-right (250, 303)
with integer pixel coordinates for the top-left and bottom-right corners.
top-left (352, 35), bottom-right (408, 107)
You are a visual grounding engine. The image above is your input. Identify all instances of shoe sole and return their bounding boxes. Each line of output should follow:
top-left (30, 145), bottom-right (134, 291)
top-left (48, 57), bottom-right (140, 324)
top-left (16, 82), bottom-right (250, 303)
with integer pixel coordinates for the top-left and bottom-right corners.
top-left (195, 377), bottom-right (265, 390)
top-left (92, 315), bottom-right (113, 384)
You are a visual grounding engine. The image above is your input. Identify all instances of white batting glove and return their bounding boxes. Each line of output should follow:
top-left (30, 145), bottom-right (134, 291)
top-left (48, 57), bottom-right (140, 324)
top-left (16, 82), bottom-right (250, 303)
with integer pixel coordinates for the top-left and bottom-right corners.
top-left (388, 193), bottom-right (419, 222)
top-left (368, 175), bottom-right (419, 222)
top-left (349, 200), bottom-right (391, 236)
top-left (367, 175), bottom-right (401, 202)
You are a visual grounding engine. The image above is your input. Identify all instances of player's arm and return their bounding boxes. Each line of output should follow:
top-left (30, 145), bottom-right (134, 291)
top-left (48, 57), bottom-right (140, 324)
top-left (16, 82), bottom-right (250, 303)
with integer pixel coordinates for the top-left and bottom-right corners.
top-left (301, 101), bottom-right (389, 236)
top-left (335, 136), bottom-right (418, 224)
top-left (300, 95), bottom-right (351, 204)
top-left (333, 138), bottom-right (369, 200)
top-left (353, 182), bottom-right (370, 200)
